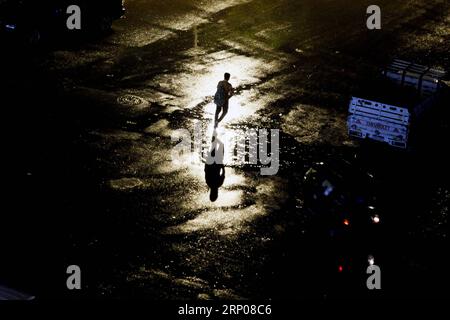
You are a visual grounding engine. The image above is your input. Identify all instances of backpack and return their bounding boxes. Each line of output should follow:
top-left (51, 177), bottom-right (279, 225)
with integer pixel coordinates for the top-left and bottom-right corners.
top-left (214, 83), bottom-right (226, 107)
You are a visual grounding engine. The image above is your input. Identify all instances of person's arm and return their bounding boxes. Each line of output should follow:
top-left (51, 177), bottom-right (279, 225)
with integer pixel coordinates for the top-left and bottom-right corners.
top-left (228, 84), bottom-right (234, 97)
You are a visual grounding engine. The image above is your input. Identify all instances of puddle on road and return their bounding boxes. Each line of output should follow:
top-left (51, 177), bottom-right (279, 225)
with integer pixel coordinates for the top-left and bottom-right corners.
top-left (149, 49), bottom-right (282, 113)
top-left (109, 177), bottom-right (144, 191)
top-left (109, 49), bottom-right (288, 236)
top-left (165, 169), bottom-right (288, 236)
top-left (167, 205), bottom-right (261, 236)
top-left (90, 40), bottom-right (305, 240)
top-left (99, 121), bottom-right (287, 237)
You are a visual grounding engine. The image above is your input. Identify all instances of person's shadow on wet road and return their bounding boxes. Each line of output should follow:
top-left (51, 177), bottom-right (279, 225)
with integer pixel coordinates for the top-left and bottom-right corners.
top-left (204, 130), bottom-right (225, 202)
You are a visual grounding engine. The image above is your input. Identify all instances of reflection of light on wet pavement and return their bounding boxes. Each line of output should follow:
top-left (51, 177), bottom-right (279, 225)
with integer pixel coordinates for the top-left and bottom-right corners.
top-left (109, 177), bottom-right (144, 190)
top-left (112, 0), bottom-right (253, 47)
top-left (222, 169), bottom-right (246, 187)
top-left (49, 0), bottom-right (450, 299)
top-left (151, 48), bottom-right (282, 115)
top-left (101, 56), bottom-right (288, 238)
top-left (201, 122), bottom-right (259, 167)
top-left (167, 205), bottom-right (263, 236)
top-left (204, 92), bottom-right (262, 125)
top-left (165, 174), bottom-right (288, 236)
top-left (105, 9), bottom-right (289, 239)
top-left (152, 53), bottom-right (264, 110)
top-left (140, 63), bottom-right (286, 237)
top-left (195, 189), bottom-right (244, 208)
top-left (189, 53), bottom-right (261, 95)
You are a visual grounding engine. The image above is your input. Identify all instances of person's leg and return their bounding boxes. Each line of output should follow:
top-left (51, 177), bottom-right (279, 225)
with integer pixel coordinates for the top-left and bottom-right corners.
top-left (214, 104), bottom-right (222, 127)
top-left (217, 102), bottom-right (229, 123)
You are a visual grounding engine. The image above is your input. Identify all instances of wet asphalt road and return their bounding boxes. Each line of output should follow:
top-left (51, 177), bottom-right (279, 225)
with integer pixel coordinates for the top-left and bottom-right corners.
top-left (1, 0), bottom-right (449, 299)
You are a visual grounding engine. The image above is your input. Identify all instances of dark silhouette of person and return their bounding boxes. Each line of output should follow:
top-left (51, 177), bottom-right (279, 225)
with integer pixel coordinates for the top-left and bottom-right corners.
top-left (213, 72), bottom-right (234, 128)
top-left (204, 131), bottom-right (225, 202)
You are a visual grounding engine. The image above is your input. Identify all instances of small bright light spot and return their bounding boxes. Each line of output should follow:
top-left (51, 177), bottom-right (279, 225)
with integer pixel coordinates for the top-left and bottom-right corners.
top-left (368, 206), bottom-right (375, 210)
top-left (372, 214), bottom-right (380, 224)
top-left (368, 255), bottom-right (375, 266)
top-left (343, 219), bottom-right (350, 226)
top-left (338, 265), bottom-right (344, 272)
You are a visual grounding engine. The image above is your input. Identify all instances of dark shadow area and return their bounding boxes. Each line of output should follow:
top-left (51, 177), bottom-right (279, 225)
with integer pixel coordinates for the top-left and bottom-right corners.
top-left (0, 0), bottom-right (125, 60)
